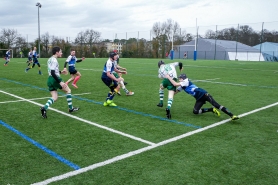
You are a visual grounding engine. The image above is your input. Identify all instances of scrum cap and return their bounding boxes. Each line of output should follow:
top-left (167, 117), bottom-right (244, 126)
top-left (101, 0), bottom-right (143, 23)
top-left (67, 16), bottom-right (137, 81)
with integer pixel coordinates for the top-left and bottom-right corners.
top-left (158, 60), bottom-right (165, 68)
top-left (178, 74), bottom-right (187, 80)
top-left (109, 52), bottom-right (117, 58)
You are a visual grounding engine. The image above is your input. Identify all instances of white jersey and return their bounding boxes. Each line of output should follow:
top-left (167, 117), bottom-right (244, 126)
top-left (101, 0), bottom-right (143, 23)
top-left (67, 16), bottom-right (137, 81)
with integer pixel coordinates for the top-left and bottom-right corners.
top-left (47, 56), bottom-right (60, 77)
top-left (158, 62), bottom-right (179, 79)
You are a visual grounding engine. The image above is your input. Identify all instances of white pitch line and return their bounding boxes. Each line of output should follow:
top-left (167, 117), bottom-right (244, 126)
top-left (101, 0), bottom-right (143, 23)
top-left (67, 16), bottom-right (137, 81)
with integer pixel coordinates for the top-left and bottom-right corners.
top-left (31, 101), bottom-right (278, 185)
top-left (193, 80), bottom-right (247, 86)
top-left (193, 78), bottom-right (220, 82)
top-left (78, 68), bottom-right (102, 72)
top-left (183, 64), bottom-right (276, 73)
top-left (0, 90), bottom-right (155, 146)
top-left (0, 93), bottom-right (91, 104)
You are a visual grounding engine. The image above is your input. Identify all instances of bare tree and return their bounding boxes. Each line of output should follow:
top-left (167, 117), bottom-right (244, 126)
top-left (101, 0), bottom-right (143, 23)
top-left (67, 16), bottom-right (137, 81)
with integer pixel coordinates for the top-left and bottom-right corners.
top-left (205, 30), bottom-right (216, 39)
top-left (41, 32), bottom-right (51, 56)
top-left (74, 31), bottom-right (86, 57)
top-left (84, 29), bottom-right (101, 57)
top-left (0, 28), bottom-right (19, 48)
top-left (152, 19), bottom-right (182, 58)
top-left (15, 36), bottom-right (29, 57)
top-left (238, 25), bottom-right (255, 45)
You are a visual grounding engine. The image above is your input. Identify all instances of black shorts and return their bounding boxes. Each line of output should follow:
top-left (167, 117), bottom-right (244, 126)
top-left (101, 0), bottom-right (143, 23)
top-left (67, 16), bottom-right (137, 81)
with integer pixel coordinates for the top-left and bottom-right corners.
top-left (69, 69), bottom-right (78, 75)
top-left (194, 93), bottom-right (220, 110)
top-left (101, 77), bottom-right (118, 90)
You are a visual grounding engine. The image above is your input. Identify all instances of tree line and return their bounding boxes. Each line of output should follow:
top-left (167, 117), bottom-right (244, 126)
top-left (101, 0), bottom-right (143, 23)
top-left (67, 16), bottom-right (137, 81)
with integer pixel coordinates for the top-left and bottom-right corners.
top-left (1, 19), bottom-right (277, 58)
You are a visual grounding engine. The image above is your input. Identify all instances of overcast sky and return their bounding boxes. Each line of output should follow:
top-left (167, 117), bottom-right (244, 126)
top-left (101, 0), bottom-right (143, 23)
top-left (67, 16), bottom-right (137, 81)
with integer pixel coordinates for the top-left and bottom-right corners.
top-left (1, 0), bottom-right (277, 42)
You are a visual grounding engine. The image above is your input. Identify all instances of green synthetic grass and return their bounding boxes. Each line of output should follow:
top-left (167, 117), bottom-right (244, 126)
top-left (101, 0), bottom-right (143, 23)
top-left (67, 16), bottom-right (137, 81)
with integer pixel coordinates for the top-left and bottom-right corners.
top-left (0, 58), bottom-right (278, 185)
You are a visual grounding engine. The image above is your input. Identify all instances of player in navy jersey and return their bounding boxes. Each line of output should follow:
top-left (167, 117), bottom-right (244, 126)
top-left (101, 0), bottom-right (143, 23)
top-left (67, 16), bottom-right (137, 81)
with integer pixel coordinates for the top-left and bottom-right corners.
top-left (166, 73), bottom-right (239, 121)
top-left (25, 49), bottom-right (33, 72)
top-left (101, 52), bottom-right (126, 107)
top-left (25, 47), bottom-right (42, 74)
top-left (4, 49), bottom-right (11, 66)
top-left (64, 49), bottom-right (85, 88)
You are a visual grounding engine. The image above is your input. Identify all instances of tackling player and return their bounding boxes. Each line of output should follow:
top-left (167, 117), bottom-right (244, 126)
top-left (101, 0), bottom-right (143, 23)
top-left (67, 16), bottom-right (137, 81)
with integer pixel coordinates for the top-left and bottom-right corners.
top-left (166, 73), bottom-right (239, 121)
top-left (64, 49), bottom-right (85, 88)
top-left (157, 60), bottom-right (183, 119)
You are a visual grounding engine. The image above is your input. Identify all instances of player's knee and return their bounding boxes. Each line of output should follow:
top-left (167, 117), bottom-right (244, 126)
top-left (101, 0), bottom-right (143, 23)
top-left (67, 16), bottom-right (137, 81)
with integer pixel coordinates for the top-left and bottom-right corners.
top-left (53, 97), bottom-right (58, 101)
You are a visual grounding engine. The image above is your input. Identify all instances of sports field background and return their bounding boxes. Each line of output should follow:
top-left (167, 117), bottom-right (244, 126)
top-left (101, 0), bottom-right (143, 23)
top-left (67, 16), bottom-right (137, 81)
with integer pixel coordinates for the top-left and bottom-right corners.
top-left (1, 58), bottom-right (278, 184)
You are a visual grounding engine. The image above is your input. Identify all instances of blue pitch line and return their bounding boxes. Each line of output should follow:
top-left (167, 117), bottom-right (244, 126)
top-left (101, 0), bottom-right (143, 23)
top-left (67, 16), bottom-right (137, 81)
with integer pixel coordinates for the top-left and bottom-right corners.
top-left (0, 120), bottom-right (80, 170)
top-left (0, 78), bottom-right (201, 129)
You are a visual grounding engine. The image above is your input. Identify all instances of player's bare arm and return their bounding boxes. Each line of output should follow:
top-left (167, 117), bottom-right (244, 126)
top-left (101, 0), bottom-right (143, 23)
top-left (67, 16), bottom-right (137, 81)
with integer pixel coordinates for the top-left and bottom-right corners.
top-left (107, 72), bottom-right (120, 82)
top-left (165, 74), bottom-right (181, 87)
top-left (114, 68), bottom-right (127, 75)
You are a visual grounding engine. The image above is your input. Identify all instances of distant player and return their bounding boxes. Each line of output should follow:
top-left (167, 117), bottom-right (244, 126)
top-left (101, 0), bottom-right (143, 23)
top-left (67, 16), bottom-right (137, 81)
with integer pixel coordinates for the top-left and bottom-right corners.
top-left (4, 49), bottom-right (11, 66)
top-left (25, 47), bottom-right (42, 75)
top-left (183, 52), bottom-right (187, 59)
top-left (166, 73), bottom-right (239, 121)
top-left (64, 49), bottom-right (85, 88)
top-left (25, 49), bottom-right (33, 72)
top-left (157, 60), bottom-right (183, 119)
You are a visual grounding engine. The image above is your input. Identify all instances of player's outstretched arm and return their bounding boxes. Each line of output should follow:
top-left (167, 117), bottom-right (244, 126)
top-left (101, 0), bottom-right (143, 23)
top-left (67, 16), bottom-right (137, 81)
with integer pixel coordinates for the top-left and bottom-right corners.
top-left (165, 75), bottom-right (180, 87)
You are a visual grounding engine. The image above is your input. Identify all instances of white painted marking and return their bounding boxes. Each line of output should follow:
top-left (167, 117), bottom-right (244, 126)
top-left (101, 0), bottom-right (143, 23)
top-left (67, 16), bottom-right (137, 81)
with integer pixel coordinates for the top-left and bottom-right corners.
top-left (0, 90), bottom-right (155, 146)
top-left (79, 68), bottom-right (102, 72)
top-left (183, 64), bottom-right (276, 73)
top-left (193, 80), bottom-right (247, 86)
top-left (32, 102), bottom-right (278, 185)
top-left (193, 78), bottom-right (220, 82)
top-left (0, 93), bottom-right (91, 104)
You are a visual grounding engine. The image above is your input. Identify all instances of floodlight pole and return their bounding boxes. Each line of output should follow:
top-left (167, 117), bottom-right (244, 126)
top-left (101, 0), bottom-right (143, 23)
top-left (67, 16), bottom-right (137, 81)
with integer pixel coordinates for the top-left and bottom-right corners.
top-left (36, 2), bottom-right (41, 57)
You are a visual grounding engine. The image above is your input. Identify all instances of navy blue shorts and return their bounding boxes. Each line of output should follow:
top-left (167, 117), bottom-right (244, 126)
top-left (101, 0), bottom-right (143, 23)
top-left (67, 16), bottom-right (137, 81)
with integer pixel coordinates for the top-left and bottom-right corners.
top-left (101, 77), bottom-right (118, 89)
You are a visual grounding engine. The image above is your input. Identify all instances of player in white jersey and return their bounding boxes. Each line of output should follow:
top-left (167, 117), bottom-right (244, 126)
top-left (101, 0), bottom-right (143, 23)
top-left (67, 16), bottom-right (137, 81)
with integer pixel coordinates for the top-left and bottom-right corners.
top-left (40, 46), bottom-right (79, 118)
top-left (157, 60), bottom-right (183, 119)
top-left (114, 49), bottom-right (128, 85)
